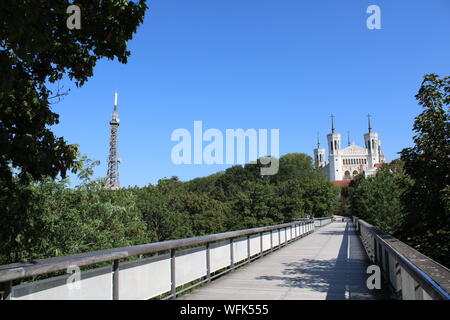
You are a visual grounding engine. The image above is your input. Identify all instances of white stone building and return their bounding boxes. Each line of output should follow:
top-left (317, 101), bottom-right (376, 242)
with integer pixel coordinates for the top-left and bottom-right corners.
top-left (313, 116), bottom-right (386, 183)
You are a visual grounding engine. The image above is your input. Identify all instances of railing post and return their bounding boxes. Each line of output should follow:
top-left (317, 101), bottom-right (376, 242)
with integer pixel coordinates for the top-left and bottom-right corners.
top-left (247, 234), bottom-right (251, 260)
top-left (278, 227), bottom-right (281, 245)
top-left (400, 267), bottom-right (416, 300)
top-left (230, 238), bottom-right (235, 269)
top-left (170, 249), bottom-right (176, 299)
top-left (206, 242), bottom-right (211, 282)
top-left (112, 260), bottom-right (119, 300)
top-left (395, 262), bottom-right (402, 297)
top-left (379, 242), bottom-right (383, 268)
top-left (373, 238), bottom-right (377, 263)
top-left (0, 281), bottom-right (12, 300)
top-left (270, 230), bottom-right (273, 252)
top-left (384, 249), bottom-right (390, 283)
top-left (260, 232), bottom-right (263, 256)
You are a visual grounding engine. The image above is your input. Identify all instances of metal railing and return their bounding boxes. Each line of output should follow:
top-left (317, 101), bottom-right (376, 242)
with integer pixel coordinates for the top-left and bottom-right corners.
top-left (314, 216), bottom-right (333, 227)
top-left (291, 216), bottom-right (333, 228)
top-left (353, 216), bottom-right (450, 300)
top-left (0, 219), bottom-right (321, 300)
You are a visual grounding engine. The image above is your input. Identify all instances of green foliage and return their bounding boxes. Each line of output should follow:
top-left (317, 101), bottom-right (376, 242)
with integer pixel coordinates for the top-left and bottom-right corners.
top-left (227, 180), bottom-right (280, 229)
top-left (334, 186), bottom-right (352, 216)
top-left (0, 153), bottom-right (339, 265)
top-left (349, 161), bottom-right (412, 234)
top-left (349, 74), bottom-right (450, 267)
top-left (0, 178), bottom-right (148, 265)
top-left (398, 74), bottom-right (450, 266)
top-left (0, 1), bottom-right (148, 184)
top-left (134, 177), bottom-right (230, 241)
top-left (270, 153), bottom-right (326, 183)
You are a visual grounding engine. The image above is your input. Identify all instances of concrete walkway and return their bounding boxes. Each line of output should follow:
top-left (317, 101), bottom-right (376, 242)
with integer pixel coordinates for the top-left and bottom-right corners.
top-left (180, 221), bottom-right (387, 300)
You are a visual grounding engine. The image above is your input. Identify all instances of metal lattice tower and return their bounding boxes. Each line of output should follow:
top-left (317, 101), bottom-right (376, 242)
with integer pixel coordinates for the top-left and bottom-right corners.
top-left (107, 93), bottom-right (120, 190)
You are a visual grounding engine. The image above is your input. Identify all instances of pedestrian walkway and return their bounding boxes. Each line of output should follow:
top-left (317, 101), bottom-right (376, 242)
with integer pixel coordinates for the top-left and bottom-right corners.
top-left (180, 221), bottom-right (387, 300)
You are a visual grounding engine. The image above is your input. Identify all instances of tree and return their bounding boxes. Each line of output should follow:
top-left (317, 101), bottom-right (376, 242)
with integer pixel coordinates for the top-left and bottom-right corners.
top-left (0, 152), bottom-right (341, 265)
top-left (349, 162), bottom-right (412, 234)
top-left (399, 74), bottom-right (450, 266)
top-left (270, 153), bottom-right (324, 184)
top-left (301, 179), bottom-right (339, 218)
top-left (0, 0), bottom-right (148, 184)
top-left (0, 176), bottom-right (148, 265)
top-left (134, 179), bottom-right (194, 242)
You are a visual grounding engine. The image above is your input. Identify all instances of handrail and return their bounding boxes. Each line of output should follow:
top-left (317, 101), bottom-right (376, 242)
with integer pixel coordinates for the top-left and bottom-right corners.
top-left (314, 216), bottom-right (333, 227)
top-left (292, 217), bottom-right (330, 220)
top-left (0, 219), bottom-right (321, 285)
top-left (353, 216), bottom-right (450, 300)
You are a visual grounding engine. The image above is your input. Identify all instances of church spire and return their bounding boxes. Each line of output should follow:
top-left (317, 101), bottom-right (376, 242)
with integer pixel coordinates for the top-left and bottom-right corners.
top-left (330, 114), bottom-right (335, 133)
top-left (317, 132), bottom-right (320, 148)
top-left (367, 113), bottom-right (372, 133)
top-left (347, 131), bottom-right (351, 146)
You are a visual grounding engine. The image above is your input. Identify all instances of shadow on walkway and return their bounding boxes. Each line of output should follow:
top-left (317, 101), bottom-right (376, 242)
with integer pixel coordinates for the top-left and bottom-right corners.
top-left (256, 222), bottom-right (389, 299)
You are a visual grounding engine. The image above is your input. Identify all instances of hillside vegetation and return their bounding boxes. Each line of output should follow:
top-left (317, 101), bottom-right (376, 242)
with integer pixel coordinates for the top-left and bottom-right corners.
top-left (0, 153), bottom-right (339, 265)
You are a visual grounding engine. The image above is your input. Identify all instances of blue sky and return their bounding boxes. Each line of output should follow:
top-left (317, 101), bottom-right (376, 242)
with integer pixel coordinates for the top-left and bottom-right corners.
top-left (52, 0), bottom-right (450, 187)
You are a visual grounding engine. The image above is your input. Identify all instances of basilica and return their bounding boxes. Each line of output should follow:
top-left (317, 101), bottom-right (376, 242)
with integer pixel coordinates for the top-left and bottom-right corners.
top-left (313, 116), bottom-right (386, 185)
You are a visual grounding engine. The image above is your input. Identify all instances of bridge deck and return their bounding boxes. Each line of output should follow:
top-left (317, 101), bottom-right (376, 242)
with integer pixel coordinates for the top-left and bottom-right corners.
top-left (180, 221), bottom-right (387, 300)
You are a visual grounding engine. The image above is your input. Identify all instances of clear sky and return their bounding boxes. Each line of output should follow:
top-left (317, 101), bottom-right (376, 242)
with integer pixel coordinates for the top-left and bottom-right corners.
top-left (52, 0), bottom-right (450, 187)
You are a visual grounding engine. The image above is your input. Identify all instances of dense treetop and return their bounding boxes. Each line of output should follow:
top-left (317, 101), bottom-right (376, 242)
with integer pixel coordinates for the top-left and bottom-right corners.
top-left (348, 74), bottom-right (450, 267)
top-left (0, 153), bottom-right (339, 265)
top-left (0, 0), bottom-right (148, 184)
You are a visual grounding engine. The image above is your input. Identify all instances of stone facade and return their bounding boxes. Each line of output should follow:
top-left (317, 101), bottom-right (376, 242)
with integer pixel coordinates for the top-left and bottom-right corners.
top-left (314, 119), bottom-right (386, 181)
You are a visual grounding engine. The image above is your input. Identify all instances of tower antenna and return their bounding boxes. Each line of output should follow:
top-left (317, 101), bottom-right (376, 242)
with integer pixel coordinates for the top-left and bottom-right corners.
top-left (107, 92), bottom-right (120, 190)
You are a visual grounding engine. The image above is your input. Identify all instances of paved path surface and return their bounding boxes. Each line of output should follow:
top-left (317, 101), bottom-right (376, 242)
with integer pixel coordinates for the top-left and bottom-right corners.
top-left (180, 221), bottom-right (388, 300)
